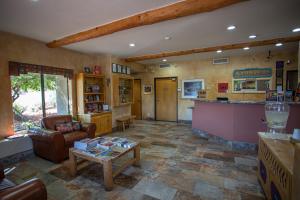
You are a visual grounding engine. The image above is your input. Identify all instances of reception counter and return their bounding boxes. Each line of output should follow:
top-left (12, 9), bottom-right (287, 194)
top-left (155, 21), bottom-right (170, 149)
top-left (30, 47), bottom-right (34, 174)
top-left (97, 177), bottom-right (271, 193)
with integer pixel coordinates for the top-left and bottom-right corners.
top-left (192, 100), bottom-right (300, 145)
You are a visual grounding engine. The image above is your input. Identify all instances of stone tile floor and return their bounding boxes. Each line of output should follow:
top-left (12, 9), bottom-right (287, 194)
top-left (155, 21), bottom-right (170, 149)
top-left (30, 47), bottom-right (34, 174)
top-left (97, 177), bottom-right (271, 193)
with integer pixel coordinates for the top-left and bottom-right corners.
top-left (6, 120), bottom-right (265, 200)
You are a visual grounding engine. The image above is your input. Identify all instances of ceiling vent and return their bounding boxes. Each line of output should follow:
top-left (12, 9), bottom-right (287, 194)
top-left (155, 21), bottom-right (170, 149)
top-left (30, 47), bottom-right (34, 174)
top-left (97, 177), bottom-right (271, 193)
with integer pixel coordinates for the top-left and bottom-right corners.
top-left (159, 63), bottom-right (171, 68)
top-left (213, 57), bottom-right (229, 65)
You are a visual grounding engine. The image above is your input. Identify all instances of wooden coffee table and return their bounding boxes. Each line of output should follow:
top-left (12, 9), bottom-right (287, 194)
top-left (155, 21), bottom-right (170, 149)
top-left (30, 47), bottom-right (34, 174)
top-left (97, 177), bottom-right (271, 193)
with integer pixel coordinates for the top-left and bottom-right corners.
top-left (68, 143), bottom-right (140, 191)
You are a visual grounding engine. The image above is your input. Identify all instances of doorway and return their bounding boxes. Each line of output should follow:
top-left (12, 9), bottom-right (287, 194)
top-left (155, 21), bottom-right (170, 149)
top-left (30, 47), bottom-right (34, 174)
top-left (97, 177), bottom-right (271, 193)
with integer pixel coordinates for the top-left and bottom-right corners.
top-left (132, 79), bottom-right (142, 120)
top-left (286, 70), bottom-right (298, 91)
top-left (155, 77), bottom-right (177, 122)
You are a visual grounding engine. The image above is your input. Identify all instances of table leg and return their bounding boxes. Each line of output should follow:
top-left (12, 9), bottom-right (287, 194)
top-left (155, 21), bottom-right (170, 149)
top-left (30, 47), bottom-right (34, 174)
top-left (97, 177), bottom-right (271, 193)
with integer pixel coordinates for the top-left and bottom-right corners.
top-left (69, 151), bottom-right (77, 176)
top-left (133, 144), bottom-right (140, 167)
top-left (103, 160), bottom-right (113, 191)
top-left (122, 122), bottom-right (125, 132)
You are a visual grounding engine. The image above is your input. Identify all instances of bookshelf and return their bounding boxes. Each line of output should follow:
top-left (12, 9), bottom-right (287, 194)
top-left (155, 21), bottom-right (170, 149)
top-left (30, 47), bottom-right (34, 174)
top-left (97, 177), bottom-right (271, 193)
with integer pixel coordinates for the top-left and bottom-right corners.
top-left (77, 73), bottom-right (112, 136)
top-left (77, 73), bottom-right (105, 113)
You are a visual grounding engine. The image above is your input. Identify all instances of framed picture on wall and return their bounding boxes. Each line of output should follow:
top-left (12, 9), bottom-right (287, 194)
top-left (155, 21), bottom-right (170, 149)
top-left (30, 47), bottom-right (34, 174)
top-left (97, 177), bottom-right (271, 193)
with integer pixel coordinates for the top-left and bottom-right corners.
top-left (117, 64), bottom-right (122, 73)
top-left (143, 85), bottom-right (152, 95)
top-left (126, 67), bottom-right (131, 74)
top-left (122, 65), bottom-right (127, 74)
top-left (182, 79), bottom-right (205, 98)
top-left (112, 63), bottom-right (117, 73)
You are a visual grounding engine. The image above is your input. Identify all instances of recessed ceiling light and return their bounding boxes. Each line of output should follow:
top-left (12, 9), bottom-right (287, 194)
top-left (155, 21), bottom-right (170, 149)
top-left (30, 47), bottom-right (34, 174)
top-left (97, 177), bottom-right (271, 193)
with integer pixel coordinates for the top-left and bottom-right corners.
top-left (275, 43), bottom-right (283, 47)
top-left (292, 28), bottom-right (300, 32)
top-left (30, 0), bottom-right (39, 2)
top-left (162, 59), bottom-right (167, 62)
top-left (249, 35), bottom-right (257, 39)
top-left (129, 43), bottom-right (135, 47)
top-left (227, 25), bottom-right (236, 30)
top-left (164, 36), bottom-right (172, 40)
top-left (216, 50), bottom-right (222, 53)
top-left (243, 47), bottom-right (250, 50)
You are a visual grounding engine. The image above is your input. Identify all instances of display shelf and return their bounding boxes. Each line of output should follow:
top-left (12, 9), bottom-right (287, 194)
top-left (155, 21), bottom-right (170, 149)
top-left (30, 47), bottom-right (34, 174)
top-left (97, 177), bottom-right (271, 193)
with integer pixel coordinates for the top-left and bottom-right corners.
top-left (112, 74), bottom-right (134, 107)
top-left (77, 73), bottom-right (106, 113)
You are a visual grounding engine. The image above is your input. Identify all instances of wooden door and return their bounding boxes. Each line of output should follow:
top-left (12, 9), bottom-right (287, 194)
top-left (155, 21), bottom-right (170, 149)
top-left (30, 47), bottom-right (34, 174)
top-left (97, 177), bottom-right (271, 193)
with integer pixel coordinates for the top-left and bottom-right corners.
top-left (132, 79), bottom-right (142, 119)
top-left (286, 70), bottom-right (298, 91)
top-left (155, 77), bottom-right (177, 121)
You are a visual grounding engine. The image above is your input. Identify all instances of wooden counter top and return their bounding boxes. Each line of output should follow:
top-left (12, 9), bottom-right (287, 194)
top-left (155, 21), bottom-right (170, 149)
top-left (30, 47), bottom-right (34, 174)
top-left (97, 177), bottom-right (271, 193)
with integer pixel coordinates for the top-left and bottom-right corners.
top-left (258, 132), bottom-right (294, 174)
top-left (193, 99), bottom-right (300, 105)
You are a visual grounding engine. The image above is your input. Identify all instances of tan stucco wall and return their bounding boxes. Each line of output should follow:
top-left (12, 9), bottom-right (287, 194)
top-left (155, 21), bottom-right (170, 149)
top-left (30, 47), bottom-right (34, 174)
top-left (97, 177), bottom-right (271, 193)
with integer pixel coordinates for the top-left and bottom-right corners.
top-left (0, 31), bottom-right (111, 137)
top-left (134, 51), bottom-right (298, 121)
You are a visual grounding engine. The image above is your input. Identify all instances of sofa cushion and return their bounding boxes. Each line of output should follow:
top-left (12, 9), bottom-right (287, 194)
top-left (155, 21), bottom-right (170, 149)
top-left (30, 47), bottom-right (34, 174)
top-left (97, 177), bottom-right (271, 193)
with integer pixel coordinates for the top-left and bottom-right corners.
top-left (56, 122), bottom-right (73, 133)
top-left (72, 121), bottom-right (82, 131)
top-left (41, 115), bottom-right (72, 130)
top-left (63, 131), bottom-right (88, 147)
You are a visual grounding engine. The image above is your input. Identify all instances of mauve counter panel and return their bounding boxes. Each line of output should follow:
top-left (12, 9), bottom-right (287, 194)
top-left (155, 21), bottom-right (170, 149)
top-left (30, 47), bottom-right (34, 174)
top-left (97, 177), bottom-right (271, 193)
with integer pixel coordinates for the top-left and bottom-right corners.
top-left (192, 100), bottom-right (300, 144)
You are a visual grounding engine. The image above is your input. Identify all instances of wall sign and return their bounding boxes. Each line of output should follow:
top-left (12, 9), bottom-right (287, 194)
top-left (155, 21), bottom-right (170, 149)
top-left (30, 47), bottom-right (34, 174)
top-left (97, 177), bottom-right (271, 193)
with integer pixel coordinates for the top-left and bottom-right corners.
top-left (233, 68), bottom-right (272, 79)
top-left (143, 85), bottom-right (152, 95)
top-left (218, 83), bottom-right (228, 93)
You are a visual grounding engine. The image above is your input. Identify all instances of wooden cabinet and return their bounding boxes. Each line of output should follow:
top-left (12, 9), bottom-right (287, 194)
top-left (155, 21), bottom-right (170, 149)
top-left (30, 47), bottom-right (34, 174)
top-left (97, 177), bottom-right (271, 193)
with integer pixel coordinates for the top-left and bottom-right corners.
top-left (78, 112), bottom-right (112, 136)
top-left (112, 74), bottom-right (134, 107)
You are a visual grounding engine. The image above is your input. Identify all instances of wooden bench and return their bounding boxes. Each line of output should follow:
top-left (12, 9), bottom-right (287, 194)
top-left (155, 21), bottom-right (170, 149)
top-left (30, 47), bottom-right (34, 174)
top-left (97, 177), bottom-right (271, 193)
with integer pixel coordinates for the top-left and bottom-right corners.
top-left (116, 115), bottom-right (136, 132)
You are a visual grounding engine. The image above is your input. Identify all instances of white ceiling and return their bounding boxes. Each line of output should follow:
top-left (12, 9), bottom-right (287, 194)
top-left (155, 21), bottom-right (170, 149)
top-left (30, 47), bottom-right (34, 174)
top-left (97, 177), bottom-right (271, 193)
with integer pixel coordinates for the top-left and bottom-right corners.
top-left (0, 0), bottom-right (299, 64)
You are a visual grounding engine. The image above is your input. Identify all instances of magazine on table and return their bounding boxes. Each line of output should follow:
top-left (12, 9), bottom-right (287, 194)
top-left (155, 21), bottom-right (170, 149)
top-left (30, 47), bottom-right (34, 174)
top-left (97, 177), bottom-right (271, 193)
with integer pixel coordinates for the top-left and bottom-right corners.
top-left (74, 137), bottom-right (136, 157)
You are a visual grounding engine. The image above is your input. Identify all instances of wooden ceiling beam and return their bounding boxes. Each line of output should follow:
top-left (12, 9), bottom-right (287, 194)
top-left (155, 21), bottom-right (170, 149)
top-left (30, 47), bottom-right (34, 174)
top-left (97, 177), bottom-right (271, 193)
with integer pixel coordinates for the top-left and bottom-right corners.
top-left (46, 0), bottom-right (247, 48)
top-left (124, 35), bottom-right (300, 62)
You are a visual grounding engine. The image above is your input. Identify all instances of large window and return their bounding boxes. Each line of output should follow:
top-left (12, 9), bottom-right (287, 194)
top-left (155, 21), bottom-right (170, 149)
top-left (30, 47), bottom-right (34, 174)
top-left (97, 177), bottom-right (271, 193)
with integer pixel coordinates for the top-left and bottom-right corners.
top-left (10, 62), bottom-right (73, 132)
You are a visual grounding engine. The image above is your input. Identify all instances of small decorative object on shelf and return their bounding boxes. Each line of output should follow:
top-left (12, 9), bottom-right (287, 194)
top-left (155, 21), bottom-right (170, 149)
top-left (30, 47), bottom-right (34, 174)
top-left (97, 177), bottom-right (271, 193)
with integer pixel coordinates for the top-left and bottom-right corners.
top-left (93, 66), bottom-right (101, 75)
top-left (198, 89), bottom-right (206, 99)
top-left (103, 104), bottom-right (109, 111)
top-left (84, 66), bottom-right (91, 73)
top-left (266, 90), bottom-right (278, 101)
top-left (285, 90), bottom-right (293, 102)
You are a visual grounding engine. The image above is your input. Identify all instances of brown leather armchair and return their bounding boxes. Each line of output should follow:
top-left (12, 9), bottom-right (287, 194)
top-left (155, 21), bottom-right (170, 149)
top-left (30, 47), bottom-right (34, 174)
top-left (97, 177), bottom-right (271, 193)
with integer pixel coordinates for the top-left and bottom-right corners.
top-left (29, 115), bottom-right (96, 163)
top-left (0, 164), bottom-right (47, 200)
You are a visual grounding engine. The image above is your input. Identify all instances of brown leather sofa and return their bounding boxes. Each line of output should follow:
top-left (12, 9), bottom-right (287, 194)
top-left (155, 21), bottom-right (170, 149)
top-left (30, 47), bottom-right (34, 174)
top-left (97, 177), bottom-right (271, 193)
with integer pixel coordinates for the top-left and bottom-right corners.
top-left (29, 115), bottom-right (96, 163)
top-left (0, 164), bottom-right (47, 200)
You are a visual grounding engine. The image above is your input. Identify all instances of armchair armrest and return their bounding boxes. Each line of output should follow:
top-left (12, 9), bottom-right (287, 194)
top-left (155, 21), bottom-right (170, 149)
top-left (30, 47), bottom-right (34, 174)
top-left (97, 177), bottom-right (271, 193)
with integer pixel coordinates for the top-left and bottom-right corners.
top-left (0, 178), bottom-right (47, 200)
top-left (28, 129), bottom-right (65, 163)
top-left (81, 123), bottom-right (96, 138)
top-left (28, 129), bottom-right (64, 144)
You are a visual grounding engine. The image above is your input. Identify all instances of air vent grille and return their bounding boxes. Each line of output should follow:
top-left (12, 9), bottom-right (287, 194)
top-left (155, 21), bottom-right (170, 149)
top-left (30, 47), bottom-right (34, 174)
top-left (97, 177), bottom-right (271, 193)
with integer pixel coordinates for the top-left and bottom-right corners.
top-left (213, 57), bottom-right (229, 65)
top-left (159, 63), bottom-right (171, 68)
